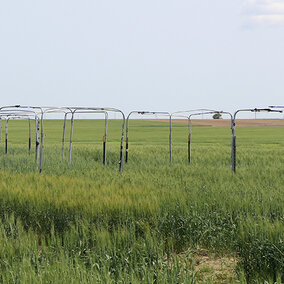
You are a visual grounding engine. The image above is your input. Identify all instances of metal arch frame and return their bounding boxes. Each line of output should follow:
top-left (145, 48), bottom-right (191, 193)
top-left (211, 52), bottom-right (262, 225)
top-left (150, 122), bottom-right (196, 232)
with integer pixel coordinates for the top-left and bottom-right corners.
top-left (231, 108), bottom-right (283, 172)
top-left (187, 110), bottom-right (233, 166)
top-left (63, 110), bottom-right (109, 165)
top-left (1, 114), bottom-right (35, 154)
top-left (43, 107), bottom-right (109, 165)
top-left (0, 110), bottom-right (40, 161)
top-left (1, 111), bottom-right (40, 159)
top-left (0, 111), bottom-right (37, 151)
top-left (42, 107), bottom-right (73, 162)
top-left (170, 110), bottom-right (233, 164)
top-left (0, 106), bottom-right (44, 172)
top-left (66, 107), bottom-right (125, 171)
top-left (170, 109), bottom-right (222, 163)
top-left (125, 111), bottom-right (171, 163)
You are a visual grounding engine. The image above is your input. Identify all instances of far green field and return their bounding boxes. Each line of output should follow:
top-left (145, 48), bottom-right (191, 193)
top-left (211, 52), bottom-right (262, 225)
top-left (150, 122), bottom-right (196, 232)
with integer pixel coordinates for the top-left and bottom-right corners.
top-left (0, 119), bottom-right (283, 283)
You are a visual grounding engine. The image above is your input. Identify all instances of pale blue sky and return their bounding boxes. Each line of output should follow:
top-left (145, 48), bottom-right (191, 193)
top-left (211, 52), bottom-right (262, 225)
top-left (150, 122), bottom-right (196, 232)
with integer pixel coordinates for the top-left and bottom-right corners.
top-left (0, 0), bottom-right (283, 116)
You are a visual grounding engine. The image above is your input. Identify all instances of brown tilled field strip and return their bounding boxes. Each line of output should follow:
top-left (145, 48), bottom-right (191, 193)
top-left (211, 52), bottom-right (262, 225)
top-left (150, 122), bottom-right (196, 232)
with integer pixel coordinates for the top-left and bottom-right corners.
top-left (154, 119), bottom-right (284, 127)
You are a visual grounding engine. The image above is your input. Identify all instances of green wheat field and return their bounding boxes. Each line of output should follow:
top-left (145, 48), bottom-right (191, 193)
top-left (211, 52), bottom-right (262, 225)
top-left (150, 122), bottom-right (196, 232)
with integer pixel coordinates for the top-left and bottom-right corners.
top-left (0, 119), bottom-right (283, 283)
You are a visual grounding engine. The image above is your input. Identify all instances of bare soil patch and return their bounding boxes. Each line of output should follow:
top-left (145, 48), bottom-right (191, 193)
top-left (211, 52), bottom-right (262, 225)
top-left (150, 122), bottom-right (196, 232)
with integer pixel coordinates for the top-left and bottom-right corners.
top-left (171, 247), bottom-right (238, 283)
top-left (194, 250), bottom-right (238, 283)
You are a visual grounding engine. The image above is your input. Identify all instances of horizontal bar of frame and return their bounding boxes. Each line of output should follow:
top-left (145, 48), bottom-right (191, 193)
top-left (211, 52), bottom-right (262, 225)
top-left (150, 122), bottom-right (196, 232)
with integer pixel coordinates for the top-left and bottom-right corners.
top-left (233, 108), bottom-right (283, 120)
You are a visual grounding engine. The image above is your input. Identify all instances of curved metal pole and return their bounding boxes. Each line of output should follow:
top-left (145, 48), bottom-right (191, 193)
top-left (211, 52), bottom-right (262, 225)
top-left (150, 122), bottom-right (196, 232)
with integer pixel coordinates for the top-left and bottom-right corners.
top-left (125, 111), bottom-right (171, 164)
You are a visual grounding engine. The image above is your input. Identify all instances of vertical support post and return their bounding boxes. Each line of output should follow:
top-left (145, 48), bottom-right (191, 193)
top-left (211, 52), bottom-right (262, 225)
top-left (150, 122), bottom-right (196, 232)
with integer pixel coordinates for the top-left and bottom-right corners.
top-left (103, 135), bottom-right (106, 165)
top-left (0, 117), bottom-right (2, 149)
top-left (35, 117), bottom-right (40, 164)
top-left (28, 118), bottom-right (31, 153)
top-left (125, 115), bottom-right (130, 163)
top-left (103, 112), bottom-right (108, 165)
top-left (69, 113), bottom-right (74, 166)
top-left (188, 118), bottom-right (192, 164)
top-left (119, 136), bottom-right (124, 171)
top-left (188, 134), bottom-right (191, 163)
top-left (119, 113), bottom-right (125, 172)
top-left (62, 113), bottom-right (67, 160)
top-left (169, 116), bottom-right (172, 163)
top-left (5, 119), bottom-right (8, 154)
top-left (125, 138), bottom-right (129, 163)
top-left (231, 119), bottom-right (236, 173)
top-left (232, 135), bottom-right (236, 172)
top-left (39, 114), bottom-right (44, 173)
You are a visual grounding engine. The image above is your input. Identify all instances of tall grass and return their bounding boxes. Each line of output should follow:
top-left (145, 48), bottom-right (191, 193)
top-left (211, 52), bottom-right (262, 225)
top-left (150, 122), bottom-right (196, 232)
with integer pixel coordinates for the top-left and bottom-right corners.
top-left (0, 119), bottom-right (283, 282)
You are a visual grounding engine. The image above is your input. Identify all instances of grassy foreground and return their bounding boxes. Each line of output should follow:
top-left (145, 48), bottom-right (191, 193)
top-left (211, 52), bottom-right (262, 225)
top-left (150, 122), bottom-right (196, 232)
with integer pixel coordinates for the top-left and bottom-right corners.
top-left (0, 119), bottom-right (283, 283)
